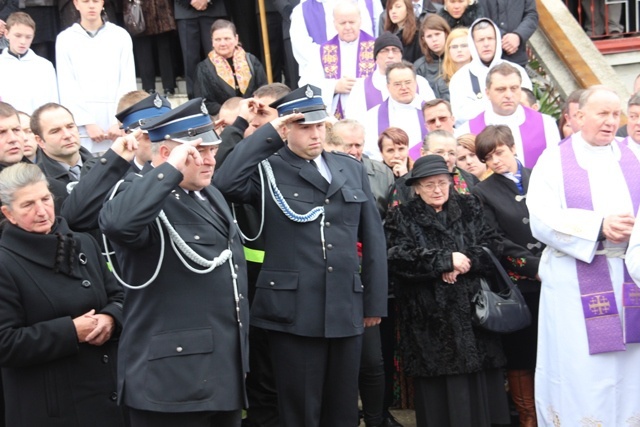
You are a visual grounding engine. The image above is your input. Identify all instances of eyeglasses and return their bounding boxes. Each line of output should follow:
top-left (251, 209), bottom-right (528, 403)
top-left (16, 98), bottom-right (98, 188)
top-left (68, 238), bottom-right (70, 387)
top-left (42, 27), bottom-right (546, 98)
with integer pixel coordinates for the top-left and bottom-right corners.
top-left (449, 43), bottom-right (468, 50)
top-left (390, 80), bottom-right (415, 89)
top-left (417, 180), bottom-right (450, 191)
top-left (425, 115), bottom-right (452, 125)
top-left (378, 47), bottom-right (402, 54)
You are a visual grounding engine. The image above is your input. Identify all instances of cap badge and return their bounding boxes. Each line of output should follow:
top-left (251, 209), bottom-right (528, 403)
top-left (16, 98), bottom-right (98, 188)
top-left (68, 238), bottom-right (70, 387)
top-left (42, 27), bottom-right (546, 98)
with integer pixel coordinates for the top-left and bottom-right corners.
top-left (153, 94), bottom-right (162, 108)
top-left (305, 85), bottom-right (313, 99)
top-left (201, 101), bottom-right (208, 115)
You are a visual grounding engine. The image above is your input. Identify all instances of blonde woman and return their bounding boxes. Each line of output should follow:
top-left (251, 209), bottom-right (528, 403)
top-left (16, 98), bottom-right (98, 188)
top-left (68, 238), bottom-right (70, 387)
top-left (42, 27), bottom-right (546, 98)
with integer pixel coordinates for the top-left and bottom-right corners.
top-left (441, 27), bottom-right (471, 83)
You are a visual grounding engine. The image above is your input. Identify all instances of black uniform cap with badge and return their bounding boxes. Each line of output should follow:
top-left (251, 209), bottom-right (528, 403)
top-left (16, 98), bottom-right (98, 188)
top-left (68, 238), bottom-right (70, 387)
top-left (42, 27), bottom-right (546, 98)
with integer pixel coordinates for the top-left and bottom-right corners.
top-left (269, 84), bottom-right (329, 124)
top-left (115, 93), bottom-right (172, 133)
top-left (141, 98), bottom-right (221, 145)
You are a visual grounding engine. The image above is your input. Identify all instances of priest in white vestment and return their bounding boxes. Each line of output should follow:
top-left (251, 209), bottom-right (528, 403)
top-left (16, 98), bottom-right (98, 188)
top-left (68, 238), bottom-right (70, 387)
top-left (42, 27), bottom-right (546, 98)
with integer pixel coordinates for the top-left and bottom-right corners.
top-left (345, 31), bottom-right (434, 122)
top-left (290, 0), bottom-right (381, 83)
top-left (527, 87), bottom-right (640, 426)
top-left (456, 62), bottom-right (559, 168)
top-left (298, 1), bottom-right (376, 118)
top-left (363, 61), bottom-right (427, 162)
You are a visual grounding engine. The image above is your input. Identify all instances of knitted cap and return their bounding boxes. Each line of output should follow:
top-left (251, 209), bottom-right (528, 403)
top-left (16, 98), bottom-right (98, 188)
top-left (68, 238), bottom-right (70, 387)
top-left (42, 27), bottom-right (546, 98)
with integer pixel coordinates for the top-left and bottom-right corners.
top-left (374, 32), bottom-right (404, 58)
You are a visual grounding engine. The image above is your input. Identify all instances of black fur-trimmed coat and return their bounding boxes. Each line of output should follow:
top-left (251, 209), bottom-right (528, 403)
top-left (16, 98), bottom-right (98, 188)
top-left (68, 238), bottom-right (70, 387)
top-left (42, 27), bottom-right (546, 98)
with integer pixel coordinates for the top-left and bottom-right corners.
top-left (385, 192), bottom-right (506, 378)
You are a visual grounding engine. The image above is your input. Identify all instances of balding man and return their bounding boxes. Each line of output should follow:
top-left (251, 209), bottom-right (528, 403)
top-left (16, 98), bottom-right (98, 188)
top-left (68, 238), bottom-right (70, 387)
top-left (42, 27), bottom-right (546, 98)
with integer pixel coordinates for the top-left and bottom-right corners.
top-left (299, 1), bottom-right (376, 118)
top-left (527, 87), bottom-right (640, 425)
top-left (290, 0), bottom-right (382, 79)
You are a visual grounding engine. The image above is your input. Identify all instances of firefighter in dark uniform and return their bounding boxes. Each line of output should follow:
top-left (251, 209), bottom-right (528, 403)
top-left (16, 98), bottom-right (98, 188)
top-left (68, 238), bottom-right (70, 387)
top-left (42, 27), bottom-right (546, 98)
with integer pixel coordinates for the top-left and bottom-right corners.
top-left (99, 98), bottom-right (249, 427)
top-left (213, 85), bottom-right (388, 427)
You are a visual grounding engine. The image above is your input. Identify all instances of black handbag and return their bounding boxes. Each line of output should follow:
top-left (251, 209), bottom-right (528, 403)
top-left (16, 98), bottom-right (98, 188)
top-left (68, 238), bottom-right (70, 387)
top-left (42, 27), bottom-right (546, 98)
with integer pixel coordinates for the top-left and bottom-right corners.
top-left (471, 247), bottom-right (532, 333)
top-left (123, 0), bottom-right (146, 36)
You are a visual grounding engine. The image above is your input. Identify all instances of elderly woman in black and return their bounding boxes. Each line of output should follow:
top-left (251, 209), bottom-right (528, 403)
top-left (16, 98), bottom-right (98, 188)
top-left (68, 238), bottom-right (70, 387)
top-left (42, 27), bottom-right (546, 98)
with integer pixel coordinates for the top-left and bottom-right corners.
top-left (0, 163), bottom-right (126, 427)
top-left (385, 155), bottom-right (509, 427)
top-left (472, 125), bottom-right (543, 427)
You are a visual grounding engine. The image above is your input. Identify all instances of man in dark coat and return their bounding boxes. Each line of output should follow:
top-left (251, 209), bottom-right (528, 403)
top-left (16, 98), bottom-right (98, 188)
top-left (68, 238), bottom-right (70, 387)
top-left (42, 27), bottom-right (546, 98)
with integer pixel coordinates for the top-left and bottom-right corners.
top-left (31, 103), bottom-right (93, 193)
top-left (213, 85), bottom-right (388, 427)
top-left (478, 0), bottom-right (538, 67)
top-left (215, 83), bottom-right (291, 427)
top-left (99, 98), bottom-right (249, 427)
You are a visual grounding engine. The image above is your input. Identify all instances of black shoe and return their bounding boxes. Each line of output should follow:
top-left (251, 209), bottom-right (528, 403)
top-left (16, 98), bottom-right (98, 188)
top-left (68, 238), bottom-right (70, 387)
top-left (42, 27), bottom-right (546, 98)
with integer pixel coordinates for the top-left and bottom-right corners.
top-left (145, 88), bottom-right (156, 95)
top-left (380, 415), bottom-right (403, 427)
top-left (164, 88), bottom-right (175, 96)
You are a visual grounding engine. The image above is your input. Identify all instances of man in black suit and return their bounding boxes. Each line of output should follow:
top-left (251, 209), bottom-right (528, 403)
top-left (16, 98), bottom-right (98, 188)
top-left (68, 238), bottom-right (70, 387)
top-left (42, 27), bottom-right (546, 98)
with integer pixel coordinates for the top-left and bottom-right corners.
top-left (31, 103), bottom-right (93, 193)
top-left (99, 98), bottom-right (249, 427)
top-left (214, 85), bottom-right (387, 427)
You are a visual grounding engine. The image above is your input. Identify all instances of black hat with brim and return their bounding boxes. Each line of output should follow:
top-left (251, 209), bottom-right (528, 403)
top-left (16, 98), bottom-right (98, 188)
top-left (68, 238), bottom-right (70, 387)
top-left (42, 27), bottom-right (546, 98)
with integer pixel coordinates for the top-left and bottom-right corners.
top-left (404, 155), bottom-right (454, 186)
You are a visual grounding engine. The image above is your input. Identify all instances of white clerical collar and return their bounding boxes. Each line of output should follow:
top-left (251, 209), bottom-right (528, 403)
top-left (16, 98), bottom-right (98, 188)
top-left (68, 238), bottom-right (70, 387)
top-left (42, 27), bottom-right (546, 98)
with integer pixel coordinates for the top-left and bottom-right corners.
top-left (485, 104), bottom-right (525, 126)
top-left (389, 96), bottom-right (421, 110)
top-left (574, 132), bottom-right (617, 154)
top-left (339, 38), bottom-right (359, 47)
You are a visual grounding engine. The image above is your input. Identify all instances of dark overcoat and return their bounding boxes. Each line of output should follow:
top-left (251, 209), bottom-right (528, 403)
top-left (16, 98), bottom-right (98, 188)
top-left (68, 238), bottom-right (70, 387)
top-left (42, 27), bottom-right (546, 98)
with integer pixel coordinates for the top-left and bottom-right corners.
top-left (213, 124), bottom-right (388, 338)
top-left (384, 192), bottom-right (506, 378)
top-left (99, 162), bottom-right (250, 413)
top-left (0, 219), bottom-right (125, 427)
top-left (472, 167), bottom-right (543, 369)
top-left (478, 0), bottom-right (538, 67)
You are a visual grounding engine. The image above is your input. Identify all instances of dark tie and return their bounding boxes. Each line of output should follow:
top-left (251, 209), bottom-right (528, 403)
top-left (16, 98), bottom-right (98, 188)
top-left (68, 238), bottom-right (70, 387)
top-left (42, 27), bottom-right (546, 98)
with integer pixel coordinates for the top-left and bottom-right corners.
top-left (69, 164), bottom-right (81, 181)
top-left (189, 191), bottom-right (228, 235)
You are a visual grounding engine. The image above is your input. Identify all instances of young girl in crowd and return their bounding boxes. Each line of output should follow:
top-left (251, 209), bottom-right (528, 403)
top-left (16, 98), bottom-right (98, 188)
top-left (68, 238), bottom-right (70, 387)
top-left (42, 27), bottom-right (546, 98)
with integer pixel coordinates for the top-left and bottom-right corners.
top-left (383, 0), bottom-right (421, 62)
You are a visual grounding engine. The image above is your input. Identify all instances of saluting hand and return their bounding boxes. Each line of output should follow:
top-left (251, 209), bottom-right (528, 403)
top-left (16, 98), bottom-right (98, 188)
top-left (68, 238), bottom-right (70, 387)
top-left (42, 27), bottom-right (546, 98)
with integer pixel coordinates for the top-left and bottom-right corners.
top-left (166, 139), bottom-right (204, 173)
top-left (270, 112), bottom-right (305, 140)
top-left (111, 129), bottom-right (141, 162)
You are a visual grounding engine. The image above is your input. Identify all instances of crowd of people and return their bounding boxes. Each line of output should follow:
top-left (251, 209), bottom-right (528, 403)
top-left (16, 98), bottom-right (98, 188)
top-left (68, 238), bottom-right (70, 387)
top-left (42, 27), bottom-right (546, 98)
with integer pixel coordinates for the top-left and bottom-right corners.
top-left (1, 0), bottom-right (640, 427)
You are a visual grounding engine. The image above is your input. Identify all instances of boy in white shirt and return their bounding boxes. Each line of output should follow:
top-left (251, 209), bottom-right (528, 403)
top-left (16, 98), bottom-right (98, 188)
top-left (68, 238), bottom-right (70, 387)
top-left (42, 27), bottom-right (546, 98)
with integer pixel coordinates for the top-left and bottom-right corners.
top-left (0, 12), bottom-right (58, 114)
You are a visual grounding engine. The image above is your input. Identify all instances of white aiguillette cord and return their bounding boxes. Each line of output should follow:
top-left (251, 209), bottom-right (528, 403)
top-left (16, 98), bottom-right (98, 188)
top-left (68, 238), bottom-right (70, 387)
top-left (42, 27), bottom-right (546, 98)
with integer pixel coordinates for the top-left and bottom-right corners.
top-left (102, 179), bottom-right (241, 324)
top-left (260, 159), bottom-right (327, 258)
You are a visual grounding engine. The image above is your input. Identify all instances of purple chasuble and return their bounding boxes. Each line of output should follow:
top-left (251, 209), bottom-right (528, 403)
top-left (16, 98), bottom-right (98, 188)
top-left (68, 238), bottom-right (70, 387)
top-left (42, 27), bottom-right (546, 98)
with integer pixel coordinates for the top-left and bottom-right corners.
top-left (468, 107), bottom-right (546, 168)
top-left (303, 0), bottom-right (328, 44)
top-left (377, 99), bottom-right (427, 160)
top-left (560, 138), bottom-right (640, 354)
top-left (321, 32), bottom-right (375, 118)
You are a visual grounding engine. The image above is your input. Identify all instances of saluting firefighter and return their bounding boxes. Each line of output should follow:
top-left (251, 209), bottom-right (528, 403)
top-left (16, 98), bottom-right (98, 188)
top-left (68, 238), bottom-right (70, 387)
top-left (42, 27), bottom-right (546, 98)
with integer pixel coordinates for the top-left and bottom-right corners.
top-left (99, 98), bottom-right (249, 427)
top-left (213, 84), bottom-right (388, 427)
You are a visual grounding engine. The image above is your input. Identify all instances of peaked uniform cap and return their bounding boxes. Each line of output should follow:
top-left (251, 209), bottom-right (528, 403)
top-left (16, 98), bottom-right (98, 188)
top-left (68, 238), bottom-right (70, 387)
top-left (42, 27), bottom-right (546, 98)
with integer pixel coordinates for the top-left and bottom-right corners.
top-left (269, 85), bottom-right (329, 124)
top-left (116, 93), bottom-right (172, 132)
top-left (141, 98), bottom-right (221, 145)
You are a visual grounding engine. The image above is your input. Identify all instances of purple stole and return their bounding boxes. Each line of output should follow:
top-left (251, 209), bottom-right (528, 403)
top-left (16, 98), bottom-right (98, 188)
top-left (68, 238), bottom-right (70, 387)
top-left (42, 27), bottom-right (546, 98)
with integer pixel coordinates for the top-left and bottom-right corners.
top-left (303, 0), bottom-right (375, 44)
top-left (364, 74), bottom-right (383, 111)
top-left (364, 71), bottom-right (421, 112)
top-left (321, 32), bottom-right (375, 118)
top-left (468, 107), bottom-right (546, 168)
top-left (560, 138), bottom-right (640, 354)
top-left (303, 0), bottom-right (328, 44)
top-left (377, 99), bottom-right (428, 160)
